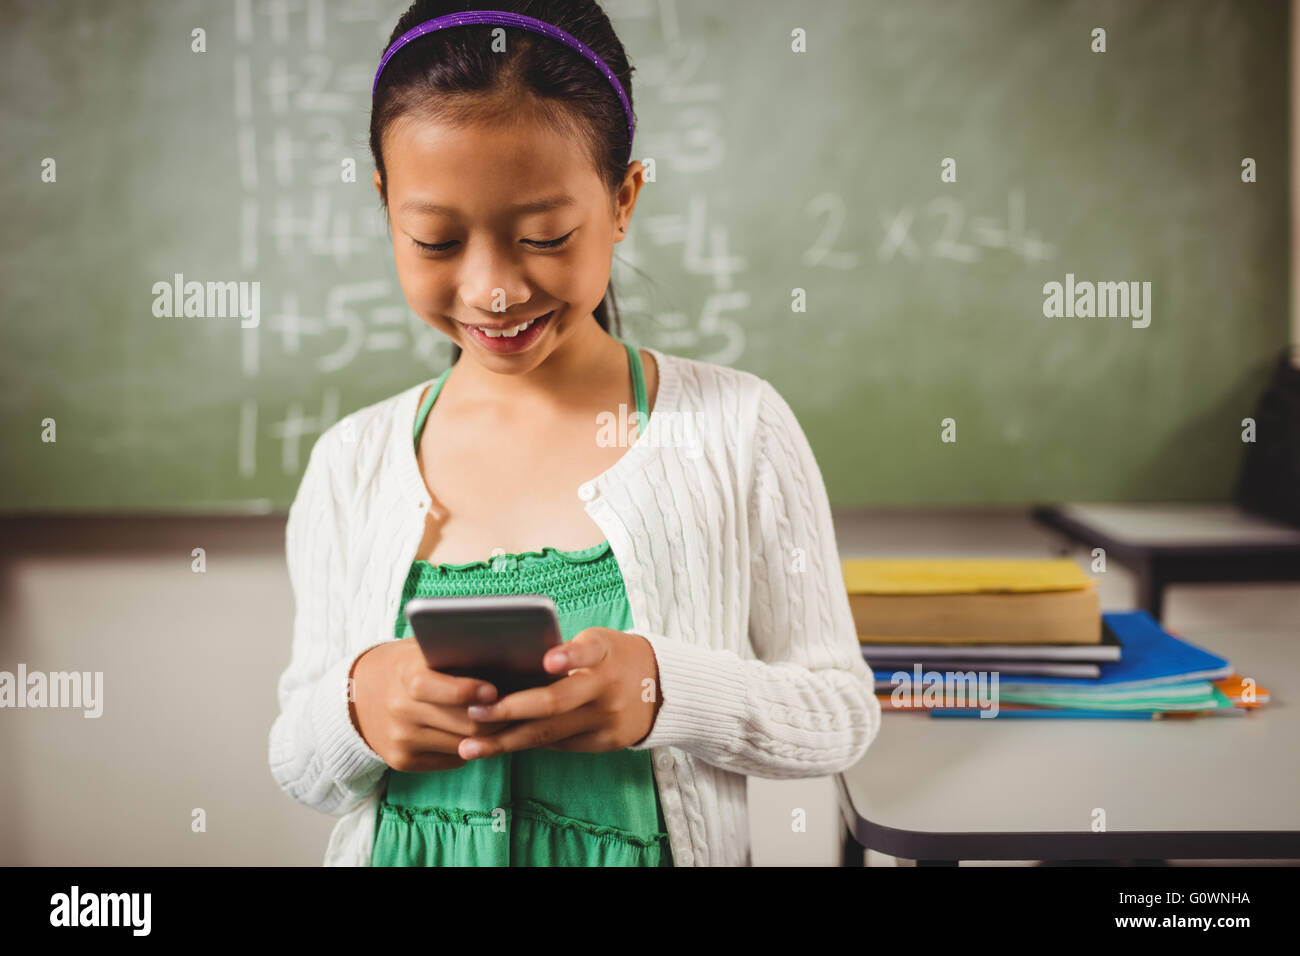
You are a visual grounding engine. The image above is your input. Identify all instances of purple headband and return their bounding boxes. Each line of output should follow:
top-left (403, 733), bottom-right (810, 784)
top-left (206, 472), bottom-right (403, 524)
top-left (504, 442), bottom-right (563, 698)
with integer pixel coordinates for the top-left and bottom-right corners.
top-left (372, 10), bottom-right (635, 156)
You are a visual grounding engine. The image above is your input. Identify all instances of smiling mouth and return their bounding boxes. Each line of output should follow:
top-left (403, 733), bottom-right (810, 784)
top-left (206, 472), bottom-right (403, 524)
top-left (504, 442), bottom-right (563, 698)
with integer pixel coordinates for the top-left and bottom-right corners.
top-left (456, 310), bottom-right (555, 352)
top-left (460, 314), bottom-right (547, 338)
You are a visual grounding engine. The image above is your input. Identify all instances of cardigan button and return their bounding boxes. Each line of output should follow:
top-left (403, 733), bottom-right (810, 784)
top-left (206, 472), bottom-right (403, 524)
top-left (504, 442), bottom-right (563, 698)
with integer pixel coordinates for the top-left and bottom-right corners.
top-left (656, 752), bottom-right (674, 771)
top-left (577, 482), bottom-right (597, 502)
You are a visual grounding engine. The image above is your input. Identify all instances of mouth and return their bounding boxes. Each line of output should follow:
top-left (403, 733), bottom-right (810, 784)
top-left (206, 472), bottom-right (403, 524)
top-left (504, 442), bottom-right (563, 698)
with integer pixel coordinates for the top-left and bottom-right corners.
top-left (457, 310), bottom-right (554, 354)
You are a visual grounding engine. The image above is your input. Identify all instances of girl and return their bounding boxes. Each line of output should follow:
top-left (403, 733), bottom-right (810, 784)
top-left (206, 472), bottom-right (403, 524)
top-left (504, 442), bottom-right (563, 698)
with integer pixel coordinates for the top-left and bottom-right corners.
top-left (269, 0), bottom-right (880, 867)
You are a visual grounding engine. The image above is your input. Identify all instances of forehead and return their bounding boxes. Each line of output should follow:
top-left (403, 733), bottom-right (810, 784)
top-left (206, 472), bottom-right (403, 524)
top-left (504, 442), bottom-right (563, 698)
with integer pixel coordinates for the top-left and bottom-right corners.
top-left (382, 111), bottom-right (603, 214)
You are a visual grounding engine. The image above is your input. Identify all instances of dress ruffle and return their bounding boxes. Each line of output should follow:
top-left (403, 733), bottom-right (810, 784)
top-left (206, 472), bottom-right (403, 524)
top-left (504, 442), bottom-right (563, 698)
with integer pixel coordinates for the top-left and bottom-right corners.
top-left (395, 542), bottom-right (626, 632)
top-left (417, 540), bottom-right (612, 571)
top-left (372, 797), bottom-right (671, 867)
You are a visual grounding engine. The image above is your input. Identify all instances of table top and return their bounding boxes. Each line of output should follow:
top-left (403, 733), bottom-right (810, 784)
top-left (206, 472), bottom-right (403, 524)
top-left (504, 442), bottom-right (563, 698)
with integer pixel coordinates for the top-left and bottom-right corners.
top-left (838, 629), bottom-right (1300, 860)
top-left (1048, 503), bottom-right (1300, 548)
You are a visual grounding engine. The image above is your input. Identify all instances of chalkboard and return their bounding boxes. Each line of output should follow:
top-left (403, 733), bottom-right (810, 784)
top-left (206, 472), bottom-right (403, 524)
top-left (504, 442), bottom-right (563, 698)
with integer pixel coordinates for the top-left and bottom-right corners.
top-left (0, 0), bottom-right (1288, 511)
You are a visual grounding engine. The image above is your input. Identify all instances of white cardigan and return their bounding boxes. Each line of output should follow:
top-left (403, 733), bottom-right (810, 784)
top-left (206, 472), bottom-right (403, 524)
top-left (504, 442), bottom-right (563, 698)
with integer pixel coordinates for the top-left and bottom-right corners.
top-left (268, 347), bottom-right (881, 866)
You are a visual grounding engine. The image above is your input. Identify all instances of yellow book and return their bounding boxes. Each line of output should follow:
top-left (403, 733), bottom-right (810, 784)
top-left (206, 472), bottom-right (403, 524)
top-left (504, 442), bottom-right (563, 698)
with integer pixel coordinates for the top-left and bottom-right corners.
top-left (842, 558), bottom-right (1100, 645)
top-left (842, 558), bottom-right (1093, 595)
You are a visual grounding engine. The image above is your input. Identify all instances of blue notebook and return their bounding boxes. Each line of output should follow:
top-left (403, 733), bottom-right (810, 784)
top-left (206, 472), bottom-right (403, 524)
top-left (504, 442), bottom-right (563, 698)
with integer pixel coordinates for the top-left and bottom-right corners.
top-left (873, 611), bottom-right (1232, 694)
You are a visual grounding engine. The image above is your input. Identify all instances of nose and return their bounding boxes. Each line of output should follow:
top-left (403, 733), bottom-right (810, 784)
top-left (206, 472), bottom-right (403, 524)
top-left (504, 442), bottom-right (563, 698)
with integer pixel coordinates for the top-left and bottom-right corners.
top-left (457, 236), bottom-right (532, 316)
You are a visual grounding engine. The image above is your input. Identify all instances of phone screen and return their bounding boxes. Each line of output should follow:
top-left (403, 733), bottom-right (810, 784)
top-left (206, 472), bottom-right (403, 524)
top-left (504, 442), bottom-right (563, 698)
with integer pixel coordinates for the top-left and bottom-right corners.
top-left (405, 596), bottom-right (563, 695)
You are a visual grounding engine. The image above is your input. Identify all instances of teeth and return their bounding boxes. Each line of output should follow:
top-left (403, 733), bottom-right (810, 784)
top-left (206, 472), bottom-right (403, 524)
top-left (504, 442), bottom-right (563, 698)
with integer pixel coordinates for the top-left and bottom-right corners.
top-left (478, 316), bottom-right (540, 338)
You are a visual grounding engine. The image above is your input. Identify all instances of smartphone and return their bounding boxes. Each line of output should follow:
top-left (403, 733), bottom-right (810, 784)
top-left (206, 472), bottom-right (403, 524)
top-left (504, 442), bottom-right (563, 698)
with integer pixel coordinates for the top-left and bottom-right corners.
top-left (403, 594), bottom-right (564, 696)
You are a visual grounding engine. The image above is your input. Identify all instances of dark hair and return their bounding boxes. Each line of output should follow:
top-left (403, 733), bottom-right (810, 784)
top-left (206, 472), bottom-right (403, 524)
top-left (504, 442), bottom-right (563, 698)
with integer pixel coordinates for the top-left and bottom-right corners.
top-left (369, 0), bottom-right (636, 365)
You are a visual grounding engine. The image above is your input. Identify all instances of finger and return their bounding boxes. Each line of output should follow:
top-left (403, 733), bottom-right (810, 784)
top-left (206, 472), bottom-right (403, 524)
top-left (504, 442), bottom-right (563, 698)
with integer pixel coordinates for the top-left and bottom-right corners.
top-left (464, 670), bottom-right (600, 723)
top-left (394, 723), bottom-right (469, 755)
top-left (542, 629), bottom-right (610, 674)
top-left (459, 705), bottom-right (598, 760)
top-left (403, 700), bottom-right (515, 738)
top-left (406, 668), bottom-right (499, 707)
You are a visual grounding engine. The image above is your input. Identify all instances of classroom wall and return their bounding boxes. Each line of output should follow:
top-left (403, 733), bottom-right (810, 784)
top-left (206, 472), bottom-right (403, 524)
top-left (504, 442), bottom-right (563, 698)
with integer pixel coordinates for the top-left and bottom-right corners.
top-left (0, 517), bottom-right (329, 865)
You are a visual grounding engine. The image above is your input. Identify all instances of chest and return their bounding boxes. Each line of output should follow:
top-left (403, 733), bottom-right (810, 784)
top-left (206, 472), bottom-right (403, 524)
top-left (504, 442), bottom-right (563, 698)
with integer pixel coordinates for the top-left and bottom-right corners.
top-left (413, 403), bottom-right (634, 562)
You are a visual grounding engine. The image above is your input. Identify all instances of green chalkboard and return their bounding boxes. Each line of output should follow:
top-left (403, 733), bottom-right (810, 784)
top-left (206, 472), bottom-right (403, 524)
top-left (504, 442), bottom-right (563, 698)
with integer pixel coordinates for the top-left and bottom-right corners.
top-left (0, 0), bottom-right (1289, 511)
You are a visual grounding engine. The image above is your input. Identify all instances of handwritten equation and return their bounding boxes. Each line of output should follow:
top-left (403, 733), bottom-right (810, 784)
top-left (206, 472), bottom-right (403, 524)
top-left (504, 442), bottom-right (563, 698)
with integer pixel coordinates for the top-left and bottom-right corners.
top-left (802, 188), bottom-right (1056, 269)
top-left (231, 0), bottom-right (440, 479)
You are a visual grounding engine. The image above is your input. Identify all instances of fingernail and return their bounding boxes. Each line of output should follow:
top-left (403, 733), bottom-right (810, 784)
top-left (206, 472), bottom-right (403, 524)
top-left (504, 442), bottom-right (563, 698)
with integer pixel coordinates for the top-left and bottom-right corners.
top-left (477, 685), bottom-right (496, 702)
top-left (462, 741), bottom-right (482, 758)
top-left (467, 705), bottom-right (490, 719)
top-left (552, 653), bottom-right (568, 669)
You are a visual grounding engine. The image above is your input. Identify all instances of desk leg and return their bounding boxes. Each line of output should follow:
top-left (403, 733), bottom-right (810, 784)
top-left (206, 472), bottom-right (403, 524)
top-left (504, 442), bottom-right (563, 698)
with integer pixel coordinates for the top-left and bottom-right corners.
top-left (1135, 559), bottom-right (1166, 622)
top-left (842, 828), bottom-right (865, 867)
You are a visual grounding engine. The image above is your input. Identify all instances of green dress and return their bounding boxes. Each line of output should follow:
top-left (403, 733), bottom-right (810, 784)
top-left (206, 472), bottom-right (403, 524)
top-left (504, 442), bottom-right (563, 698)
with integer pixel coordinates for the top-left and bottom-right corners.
top-left (371, 341), bottom-right (673, 867)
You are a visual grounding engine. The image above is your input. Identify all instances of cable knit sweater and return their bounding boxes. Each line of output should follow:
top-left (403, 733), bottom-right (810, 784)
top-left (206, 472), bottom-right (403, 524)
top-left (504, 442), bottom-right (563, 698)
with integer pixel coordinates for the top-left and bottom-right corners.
top-left (268, 346), bottom-right (881, 866)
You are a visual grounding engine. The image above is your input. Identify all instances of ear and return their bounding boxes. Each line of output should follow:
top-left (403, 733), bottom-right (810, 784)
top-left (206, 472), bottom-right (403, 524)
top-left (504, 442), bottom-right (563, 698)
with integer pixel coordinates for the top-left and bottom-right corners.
top-left (372, 170), bottom-right (385, 201)
top-left (613, 161), bottom-right (645, 242)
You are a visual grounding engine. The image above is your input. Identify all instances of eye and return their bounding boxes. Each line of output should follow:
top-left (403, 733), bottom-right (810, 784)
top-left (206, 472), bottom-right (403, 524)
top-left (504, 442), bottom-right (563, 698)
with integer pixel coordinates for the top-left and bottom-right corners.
top-left (410, 229), bottom-right (576, 255)
top-left (522, 229), bottom-right (576, 249)
top-left (411, 238), bottom-right (456, 254)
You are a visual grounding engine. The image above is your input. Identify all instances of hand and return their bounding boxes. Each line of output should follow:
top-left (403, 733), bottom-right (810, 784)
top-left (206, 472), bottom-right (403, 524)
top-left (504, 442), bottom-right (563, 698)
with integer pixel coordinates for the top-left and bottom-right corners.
top-left (456, 627), bottom-right (662, 759)
top-left (349, 637), bottom-right (514, 772)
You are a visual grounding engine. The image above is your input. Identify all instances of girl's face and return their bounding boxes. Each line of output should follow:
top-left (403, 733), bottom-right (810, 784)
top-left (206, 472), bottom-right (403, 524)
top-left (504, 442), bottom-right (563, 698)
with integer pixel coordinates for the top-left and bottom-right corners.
top-left (376, 107), bottom-right (642, 375)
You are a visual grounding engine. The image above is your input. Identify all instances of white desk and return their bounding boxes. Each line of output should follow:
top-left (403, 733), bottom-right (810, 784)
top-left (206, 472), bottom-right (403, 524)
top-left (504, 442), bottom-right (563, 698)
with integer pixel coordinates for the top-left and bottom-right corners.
top-left (838, 630), bottom-right (1300, 863)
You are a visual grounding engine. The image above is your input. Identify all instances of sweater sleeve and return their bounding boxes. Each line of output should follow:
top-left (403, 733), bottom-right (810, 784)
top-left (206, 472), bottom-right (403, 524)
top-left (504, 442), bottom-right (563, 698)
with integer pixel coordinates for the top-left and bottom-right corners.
top-left (268, 432), bottom-right (391, 815)
top-left (626, 379), bottom-right (882, 777)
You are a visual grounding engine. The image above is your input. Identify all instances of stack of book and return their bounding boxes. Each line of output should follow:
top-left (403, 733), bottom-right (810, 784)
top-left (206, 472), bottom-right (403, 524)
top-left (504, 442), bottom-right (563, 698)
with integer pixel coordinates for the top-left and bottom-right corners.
top-left (843, 558), bottom-right (1269, 719)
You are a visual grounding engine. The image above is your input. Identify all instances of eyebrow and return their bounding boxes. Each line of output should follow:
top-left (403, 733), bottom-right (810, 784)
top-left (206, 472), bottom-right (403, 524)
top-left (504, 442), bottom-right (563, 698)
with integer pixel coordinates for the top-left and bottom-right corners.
top-left (399, 195), bottom-right (577, 216)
